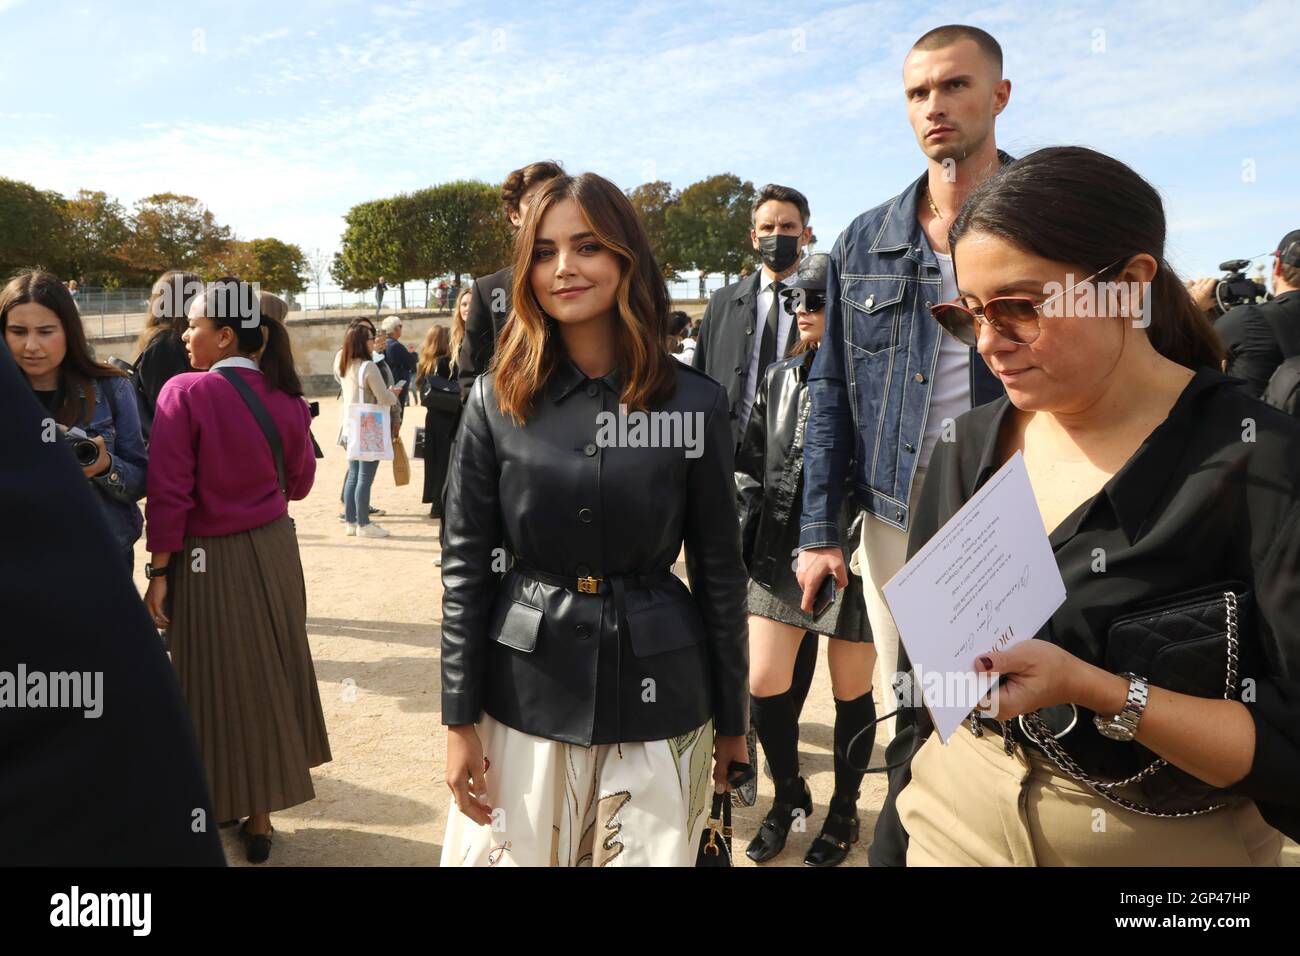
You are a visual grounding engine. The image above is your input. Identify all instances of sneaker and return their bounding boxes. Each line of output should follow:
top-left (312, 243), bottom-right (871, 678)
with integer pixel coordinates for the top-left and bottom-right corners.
top-left (338, 512), bottom-right (347, 522)
top-left (358, 523), bottom-right (390, 538)
top-left (345, 523), bottom-right (357, 536)
top-left (368, 507), bottom-right (386, 516)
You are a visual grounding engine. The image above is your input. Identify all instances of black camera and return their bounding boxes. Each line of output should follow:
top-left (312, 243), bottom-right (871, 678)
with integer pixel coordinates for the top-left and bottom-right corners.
top-left (61, 426), bottom-right (99, 467)
top-left (1214, 259), bottom-right (1269, 313)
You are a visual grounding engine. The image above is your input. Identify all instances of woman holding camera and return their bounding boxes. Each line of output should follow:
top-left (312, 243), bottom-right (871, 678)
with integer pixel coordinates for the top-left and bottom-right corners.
top-left (870, 147), bottom-right (1300, 866)
top-left (1, 271), bottom-right (146, 574)
top-left (734, 253), bottom-right (875, 867)
top-left (143, 281), bottom-right (331, 864)
top-left (440, 172), bottom-right (749, 866)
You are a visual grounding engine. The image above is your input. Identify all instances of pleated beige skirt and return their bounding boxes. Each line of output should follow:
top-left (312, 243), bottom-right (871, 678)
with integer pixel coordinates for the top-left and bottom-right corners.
top-left (168, 514), bottom-right (332, 822)
top-left (897, 723), bottom-right (1282, 866)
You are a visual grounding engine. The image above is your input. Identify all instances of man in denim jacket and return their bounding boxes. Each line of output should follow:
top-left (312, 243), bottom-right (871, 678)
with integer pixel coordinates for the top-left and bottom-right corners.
top-left (797, 25), bottom-right (1012, 740)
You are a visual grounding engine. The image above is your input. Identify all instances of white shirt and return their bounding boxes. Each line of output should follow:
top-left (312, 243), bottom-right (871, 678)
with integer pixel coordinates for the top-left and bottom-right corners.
top-left (919, 251), bottom-right (972, 469)
top-left (209, 356), bottom-right (260, 373)
top-left (741, 268), bottom-right (797, 428)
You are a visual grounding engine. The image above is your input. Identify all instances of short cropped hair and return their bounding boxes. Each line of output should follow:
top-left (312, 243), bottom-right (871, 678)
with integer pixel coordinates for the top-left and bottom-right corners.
top-left (911, 24), bottom-right (1003, 76)
top-left (501, 161), bottom-right (566, 217)
top-left (751, 184), bottom-right (811, 228)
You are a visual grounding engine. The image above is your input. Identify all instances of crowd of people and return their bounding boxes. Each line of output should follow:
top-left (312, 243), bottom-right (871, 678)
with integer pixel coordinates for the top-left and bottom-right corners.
top-left (7, 21), bottom-right (1300, 869)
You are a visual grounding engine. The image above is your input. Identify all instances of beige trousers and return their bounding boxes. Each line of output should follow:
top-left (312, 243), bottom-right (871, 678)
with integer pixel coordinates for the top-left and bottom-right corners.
top-left (851, 466), bottom-right (927, 742)
top-left (896, 724), bottom-right (1283, 866)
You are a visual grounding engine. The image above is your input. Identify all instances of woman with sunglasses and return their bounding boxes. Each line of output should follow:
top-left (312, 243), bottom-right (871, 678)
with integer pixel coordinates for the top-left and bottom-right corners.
top-left (872, 146), bottom-right (1300, 866)
top-left (735, 252), bottom-right (875, 867)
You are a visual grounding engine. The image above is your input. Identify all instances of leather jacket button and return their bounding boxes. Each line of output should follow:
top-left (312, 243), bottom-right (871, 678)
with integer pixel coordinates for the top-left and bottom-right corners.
top-left (578, 508), bottom-right (593, 523)
top-left (585, 383), bottom-right (599, 397)
top-left (745, 326), bottom-right (753, 335)
top-left (914, 372), bottom-right (926, 383)
top-left (734, 366), bottom-right (743, 375)
top-left (584, 443), bottom-right (597, 456)
top-left (575, 623), bottom-right (591, 639)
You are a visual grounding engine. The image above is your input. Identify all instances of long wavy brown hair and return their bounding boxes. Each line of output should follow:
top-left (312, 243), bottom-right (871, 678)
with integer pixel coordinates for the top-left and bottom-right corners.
top-left (448, 287), bottom-right (470, 374)
top-left (1, 270), bottom-right (124, 426)
top-left (135, 269), bottom-right (202, 355)
top-left (492, 172), bottom-right (675, 423)
top-left (416, 324), bottom-right (451, 389)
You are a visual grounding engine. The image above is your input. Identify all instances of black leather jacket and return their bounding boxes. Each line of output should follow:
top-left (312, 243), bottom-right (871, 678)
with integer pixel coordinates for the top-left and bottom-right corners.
top-left (440, 355), bottom-right (750, 746)
top-left (736, 351), bottom-right (858, 590)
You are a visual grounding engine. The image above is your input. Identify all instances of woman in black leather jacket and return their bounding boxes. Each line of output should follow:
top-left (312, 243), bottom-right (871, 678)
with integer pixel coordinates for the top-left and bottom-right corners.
top-left (734, 253), bottom-right (875, 867)
top-left (439, 172), bottom-right (750, 867)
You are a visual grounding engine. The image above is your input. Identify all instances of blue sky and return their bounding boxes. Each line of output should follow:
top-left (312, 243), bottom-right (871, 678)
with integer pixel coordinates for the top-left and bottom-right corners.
top-left (1, 0), bottom-right (1294, 287)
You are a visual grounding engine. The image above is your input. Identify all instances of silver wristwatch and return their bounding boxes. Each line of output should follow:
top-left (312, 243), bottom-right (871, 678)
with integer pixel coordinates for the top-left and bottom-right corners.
top-left (1093, 672), bottom-right (1149, 742)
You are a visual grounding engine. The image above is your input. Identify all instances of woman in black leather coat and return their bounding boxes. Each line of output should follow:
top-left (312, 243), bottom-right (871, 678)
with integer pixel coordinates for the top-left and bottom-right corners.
top-left (439, 172), bottom-right (750, 867)
top-left (735, 252), bottom-right (876, 867)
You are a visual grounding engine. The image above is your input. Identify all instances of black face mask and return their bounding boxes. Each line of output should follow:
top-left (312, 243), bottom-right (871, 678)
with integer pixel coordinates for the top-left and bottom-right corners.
top-left (757, 234), bottom-right (801, 273)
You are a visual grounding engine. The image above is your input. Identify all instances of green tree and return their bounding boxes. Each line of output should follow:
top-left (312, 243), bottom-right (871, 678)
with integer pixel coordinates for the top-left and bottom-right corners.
top-left (331, 198), bottom-right (411, 305)
top-left (627, 180), bottom-right (683, 279)
top-left (421, 180), bottom-right (511, 290)
top-left (669, 174), bottom-right (757, 296)
top-left (62, 189), bottom-right (133, 287)
top-left (0, 177), bottom-right (69, 278)
top-left (245, 237), bottom-right (309, 294)
top-left (125, 193), bottom-right (232, 277)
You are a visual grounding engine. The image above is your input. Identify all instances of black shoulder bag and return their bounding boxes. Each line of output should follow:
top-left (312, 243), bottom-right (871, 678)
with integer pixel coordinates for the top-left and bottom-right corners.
top-left (213, 368), bottom-right (287, 499)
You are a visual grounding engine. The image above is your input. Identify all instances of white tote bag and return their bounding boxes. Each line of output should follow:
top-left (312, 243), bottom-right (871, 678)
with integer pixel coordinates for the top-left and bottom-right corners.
top-left (345, 361), bottom-right (394, 462)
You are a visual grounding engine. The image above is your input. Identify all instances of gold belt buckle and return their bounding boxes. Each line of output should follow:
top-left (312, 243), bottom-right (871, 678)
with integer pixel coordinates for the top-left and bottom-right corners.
top-left (577, 576), bottom-right (601, 594)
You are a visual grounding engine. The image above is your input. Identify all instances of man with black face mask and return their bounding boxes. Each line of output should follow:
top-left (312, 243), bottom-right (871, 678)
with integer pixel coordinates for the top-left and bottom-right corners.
top-left (694, 183), bottom-right (813, 450)
top-left (693, 184), bottom-right (822, 825)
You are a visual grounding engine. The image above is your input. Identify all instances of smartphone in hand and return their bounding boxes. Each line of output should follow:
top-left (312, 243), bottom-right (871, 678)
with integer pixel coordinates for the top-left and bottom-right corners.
top-left (812, 575), bottom-right (837, 617)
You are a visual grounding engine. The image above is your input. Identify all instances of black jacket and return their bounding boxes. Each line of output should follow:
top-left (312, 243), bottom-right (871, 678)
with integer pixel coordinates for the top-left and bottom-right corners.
top-left (134, 333), bottom-right (192, 439)
top-left (440, 356), bottom-right (749, 746)
top-left (870, 369), bottom-right (1300, 864)
top-left (1215, 290), bottom-right (1300, 398)
top-left (735, 350), bottom-right (857, 590)
top-left (456, 265), bottom-right (513, 400)
top-left (691, 271), bottom-right (763, 448)
top-left (0, 345), bottom-right (223, 865)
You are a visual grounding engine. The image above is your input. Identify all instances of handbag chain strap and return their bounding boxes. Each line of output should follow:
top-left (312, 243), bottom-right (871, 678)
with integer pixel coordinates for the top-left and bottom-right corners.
top-left (1014, 590), bottom-right (1239, 819)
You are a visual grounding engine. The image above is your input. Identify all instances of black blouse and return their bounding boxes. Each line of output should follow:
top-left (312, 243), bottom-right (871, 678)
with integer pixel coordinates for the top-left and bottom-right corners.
top-left (872, 368), bottom-right (1300, 863)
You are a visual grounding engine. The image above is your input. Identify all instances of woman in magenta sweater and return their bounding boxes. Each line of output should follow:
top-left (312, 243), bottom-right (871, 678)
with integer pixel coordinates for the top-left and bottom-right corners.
top-left (143, 279), bottom-right (332, 864)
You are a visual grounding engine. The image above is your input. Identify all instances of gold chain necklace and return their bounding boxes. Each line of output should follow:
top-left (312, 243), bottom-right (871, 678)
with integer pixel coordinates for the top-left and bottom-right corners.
top-left (925, 182), bottom-right (944, 222)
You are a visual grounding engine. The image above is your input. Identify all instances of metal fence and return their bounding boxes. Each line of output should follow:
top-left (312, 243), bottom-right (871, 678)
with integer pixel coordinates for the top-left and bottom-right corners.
top-left (77, 273), bottom-right (740, 341)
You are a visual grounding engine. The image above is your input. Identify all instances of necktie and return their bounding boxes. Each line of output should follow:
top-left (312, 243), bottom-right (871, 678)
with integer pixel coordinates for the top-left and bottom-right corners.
top-left (757, 280), bottom-right (781, 375)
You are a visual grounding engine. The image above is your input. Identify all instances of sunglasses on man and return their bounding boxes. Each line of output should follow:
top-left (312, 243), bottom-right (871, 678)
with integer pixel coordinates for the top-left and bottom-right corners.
top-left (929, 259), bottom-right (1124, 347)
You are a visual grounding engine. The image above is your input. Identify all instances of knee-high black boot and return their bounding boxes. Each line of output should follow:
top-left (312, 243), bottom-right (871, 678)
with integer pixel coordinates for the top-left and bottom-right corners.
top-left (746, 690), bottom-right (811, 863)
top-left (805, 690), bottom-right (875, 867)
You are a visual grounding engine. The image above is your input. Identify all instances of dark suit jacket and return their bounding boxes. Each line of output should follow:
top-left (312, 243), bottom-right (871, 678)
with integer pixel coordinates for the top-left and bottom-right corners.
top-left (691, 272), bottom-right (764, 448)
top-left (0, 345), bottom-right (224, 865)
top-left (457, 265), bottom-right (513, 400)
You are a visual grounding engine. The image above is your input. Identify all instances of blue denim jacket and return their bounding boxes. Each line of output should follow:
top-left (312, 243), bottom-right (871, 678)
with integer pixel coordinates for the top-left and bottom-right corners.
top-left (799, 157), bottom-right (1010, 546)
top-left (77, 376), bottom-right (147, 552)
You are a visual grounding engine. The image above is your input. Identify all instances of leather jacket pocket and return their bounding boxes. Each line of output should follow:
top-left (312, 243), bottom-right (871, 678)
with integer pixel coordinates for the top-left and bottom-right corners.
top-left (624, 582), bottom-right (708, 658)
top-left (495, 599), bottom-right (543, 653)
top-left (842, 277), bottom-right (906, 355)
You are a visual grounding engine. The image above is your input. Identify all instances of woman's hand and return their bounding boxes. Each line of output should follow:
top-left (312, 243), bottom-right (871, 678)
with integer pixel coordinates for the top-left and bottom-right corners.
top-left (445, 724), bottom-right (493, 826)
top-left (975, 639), bottom-right (1093, 721)
top-left (711, 733), bottom-right (749, 793)
top-left (795, 547), bottom-right (848, 614)
top-left (144, 577), bottom-right (170, 630)
top-left (82, 435), bottom-right (110, 479)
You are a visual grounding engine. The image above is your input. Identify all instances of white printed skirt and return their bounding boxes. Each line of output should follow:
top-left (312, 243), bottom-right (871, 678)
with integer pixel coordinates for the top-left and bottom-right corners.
top-left (441, 713), bottom-right (714, 867)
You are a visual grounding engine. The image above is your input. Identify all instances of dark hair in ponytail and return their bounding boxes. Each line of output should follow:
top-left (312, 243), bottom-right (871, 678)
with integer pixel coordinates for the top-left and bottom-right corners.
top-left (948, 146), bottom-right (1226, 371)
top-left (256, 291), bottom-right (303, 397)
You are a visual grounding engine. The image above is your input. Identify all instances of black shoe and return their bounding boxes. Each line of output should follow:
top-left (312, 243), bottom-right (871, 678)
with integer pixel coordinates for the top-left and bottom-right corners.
top-left (745, 776), bottom-right (813, 863)
top-left (218, 818), bottom-right (241, 829)
top-left (803, 793), bottom-right (860, 868)
top-left (239, 821), bottom-right (274, 864)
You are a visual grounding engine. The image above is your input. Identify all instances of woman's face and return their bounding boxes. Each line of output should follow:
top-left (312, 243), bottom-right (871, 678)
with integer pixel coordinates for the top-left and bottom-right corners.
top-left (457, 292), bottom-right (471, 322)
top-left (530, 198), bottom-right (621, 328)
top-left (796, 298), bottom-right (826, 345)
top-left (953, 231), bottom-right (1142, 414)
top-left (4, 302), bottom-right (67, 387)
top-left (182, 297), bottom-right (235, 370)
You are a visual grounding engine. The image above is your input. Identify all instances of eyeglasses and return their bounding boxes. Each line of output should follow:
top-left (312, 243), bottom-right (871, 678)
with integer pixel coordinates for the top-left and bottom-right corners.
top-left (929, 259), bottom-right (1124, 347)
top-left (781, 289), bottom-right (826, 315)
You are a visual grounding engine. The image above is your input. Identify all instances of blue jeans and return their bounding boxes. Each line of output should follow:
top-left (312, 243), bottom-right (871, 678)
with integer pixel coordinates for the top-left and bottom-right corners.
top-left (343, 459), bottom-right (380, 525)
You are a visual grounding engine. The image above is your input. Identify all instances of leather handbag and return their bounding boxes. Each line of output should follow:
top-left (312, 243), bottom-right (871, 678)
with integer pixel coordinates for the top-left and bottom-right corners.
top-left (695, 792), bottom-right (733, 867)
top-left (1019, 584), bottom-right (1252, 817)
top-left (422, 373), bottom-right (461, 413)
